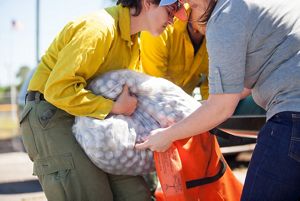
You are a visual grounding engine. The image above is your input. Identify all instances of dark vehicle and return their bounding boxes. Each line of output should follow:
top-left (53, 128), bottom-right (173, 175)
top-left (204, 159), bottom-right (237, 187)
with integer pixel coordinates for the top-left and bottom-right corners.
top-left (17, 69), bottom-right (35, 114)
top-left (218, 96), bottom-right (266, 137)
top-left (216, 96), bottom-right (265, 154)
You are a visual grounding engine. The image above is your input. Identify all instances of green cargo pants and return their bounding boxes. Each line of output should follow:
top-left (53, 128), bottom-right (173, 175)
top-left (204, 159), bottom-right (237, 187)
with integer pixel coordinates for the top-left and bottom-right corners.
top-left (20, 98), bottom-right (151, 201)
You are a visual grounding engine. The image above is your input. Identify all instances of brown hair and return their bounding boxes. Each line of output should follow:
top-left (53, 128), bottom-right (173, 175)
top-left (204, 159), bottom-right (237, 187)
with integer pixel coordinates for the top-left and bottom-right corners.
top-left (117, 0), bottom-right (162, 16)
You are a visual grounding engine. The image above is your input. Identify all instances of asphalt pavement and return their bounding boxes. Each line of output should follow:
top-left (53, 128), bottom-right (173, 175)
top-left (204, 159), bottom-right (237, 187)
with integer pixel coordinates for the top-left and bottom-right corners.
top-left (0, 137), bottom-right (46, 201)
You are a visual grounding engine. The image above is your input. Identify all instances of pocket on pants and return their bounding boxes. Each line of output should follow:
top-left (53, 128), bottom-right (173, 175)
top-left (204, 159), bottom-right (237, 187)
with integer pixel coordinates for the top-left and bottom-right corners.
top-left (37, 101), bottom-right (58, 129)
top-left (20, 104), bottom-right (38, 161)
top-left (34, 153), bottom-right (76, 200)
top-left (289, 114), bottom-right (300, 163)
top-left (33, 153), bottom-right (74, 176)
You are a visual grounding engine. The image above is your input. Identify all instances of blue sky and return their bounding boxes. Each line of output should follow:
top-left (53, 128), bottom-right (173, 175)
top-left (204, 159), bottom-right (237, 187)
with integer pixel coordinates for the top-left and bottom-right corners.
top-left (0, 0), bottom-right (114, 87)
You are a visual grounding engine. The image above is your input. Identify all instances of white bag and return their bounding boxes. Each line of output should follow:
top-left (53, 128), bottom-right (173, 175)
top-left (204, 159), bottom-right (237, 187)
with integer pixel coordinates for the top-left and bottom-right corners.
top-left (72, 70), bottom-right (200, 175)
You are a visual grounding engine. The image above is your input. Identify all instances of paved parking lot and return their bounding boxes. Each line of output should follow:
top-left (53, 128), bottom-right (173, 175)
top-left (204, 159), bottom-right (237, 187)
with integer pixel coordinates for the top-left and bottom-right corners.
top-left (0, 152), bottom-right (47, 201)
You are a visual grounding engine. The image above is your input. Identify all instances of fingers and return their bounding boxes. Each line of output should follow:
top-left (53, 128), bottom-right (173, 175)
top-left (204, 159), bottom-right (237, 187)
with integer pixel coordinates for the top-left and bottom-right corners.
top-left (135, 140), bottom-right (150, 150)
top-left (135, 143), bottom-right (169, 152)
top-left (126, 97), bottom-right (138, 116)
top-left (121, 84), bottom-right (129, 96)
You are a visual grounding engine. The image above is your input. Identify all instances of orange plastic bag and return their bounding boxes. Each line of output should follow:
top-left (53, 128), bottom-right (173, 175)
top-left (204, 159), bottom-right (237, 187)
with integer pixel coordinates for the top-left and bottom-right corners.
top-left (154, 132), bottom-right (242, 201)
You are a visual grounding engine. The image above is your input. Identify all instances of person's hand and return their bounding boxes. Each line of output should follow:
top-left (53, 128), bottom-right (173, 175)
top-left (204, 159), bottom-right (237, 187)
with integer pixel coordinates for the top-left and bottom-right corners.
top-left (111, 85), bottom-right (137, 116)
top-left (135, 127), bottom-right (173, 152)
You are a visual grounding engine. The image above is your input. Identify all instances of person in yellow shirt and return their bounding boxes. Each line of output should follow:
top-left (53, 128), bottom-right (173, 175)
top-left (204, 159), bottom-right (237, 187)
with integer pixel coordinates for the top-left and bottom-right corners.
top-left (19, 0), bottom-right (186, 200)
top-left (140, 3), bottom-right (209, 99)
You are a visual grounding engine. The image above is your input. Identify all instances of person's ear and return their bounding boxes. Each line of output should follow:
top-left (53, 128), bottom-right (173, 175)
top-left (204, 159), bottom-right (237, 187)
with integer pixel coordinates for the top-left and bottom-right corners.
top-left (143, 0), bottom-right (152, 11)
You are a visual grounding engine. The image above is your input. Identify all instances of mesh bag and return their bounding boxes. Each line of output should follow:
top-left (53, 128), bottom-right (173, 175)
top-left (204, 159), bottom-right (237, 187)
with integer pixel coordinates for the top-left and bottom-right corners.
top-left (72, 70), bottom-right (200, 175)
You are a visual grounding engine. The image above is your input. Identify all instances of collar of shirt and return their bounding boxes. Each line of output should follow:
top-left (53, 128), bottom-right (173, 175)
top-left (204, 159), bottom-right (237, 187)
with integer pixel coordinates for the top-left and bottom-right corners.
top-left (117, 5), bottom-right (138, 47)
top-left (209, 0), bottom-right (229, 23)
top-left (173, 4), bottom-right (191, 33)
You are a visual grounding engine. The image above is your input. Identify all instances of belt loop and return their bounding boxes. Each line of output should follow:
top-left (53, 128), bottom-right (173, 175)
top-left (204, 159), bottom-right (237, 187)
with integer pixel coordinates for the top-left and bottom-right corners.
top-left (35, 92), bottom-right (41, 104)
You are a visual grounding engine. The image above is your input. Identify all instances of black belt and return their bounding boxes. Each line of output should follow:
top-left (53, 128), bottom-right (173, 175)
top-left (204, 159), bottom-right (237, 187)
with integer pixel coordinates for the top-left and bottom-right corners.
top-left (26, 91), bottom-right (45, 102)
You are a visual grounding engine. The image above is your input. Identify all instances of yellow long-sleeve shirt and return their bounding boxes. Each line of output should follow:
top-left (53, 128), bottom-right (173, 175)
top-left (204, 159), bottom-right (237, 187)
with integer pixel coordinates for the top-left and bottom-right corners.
top-left (28, 5), bottom-right (140, 119)
top-left (140, 11), bottom-right (209, 99)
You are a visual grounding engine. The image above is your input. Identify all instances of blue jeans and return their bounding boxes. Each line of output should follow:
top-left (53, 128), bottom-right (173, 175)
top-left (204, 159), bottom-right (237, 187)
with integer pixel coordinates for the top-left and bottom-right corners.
top-left (241, 112), bottom-right (300, 201)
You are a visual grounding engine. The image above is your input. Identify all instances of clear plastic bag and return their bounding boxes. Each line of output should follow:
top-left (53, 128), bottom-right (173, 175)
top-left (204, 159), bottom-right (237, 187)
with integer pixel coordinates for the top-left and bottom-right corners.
top-left (72, 70), bottom-right (200, 175)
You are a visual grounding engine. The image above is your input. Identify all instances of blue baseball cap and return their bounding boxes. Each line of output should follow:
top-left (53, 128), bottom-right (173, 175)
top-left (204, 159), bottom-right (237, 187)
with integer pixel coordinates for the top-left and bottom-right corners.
top-left (159, 0), bottom-right (177, 6)
top-left (159, 0), bottom-right (188, 21)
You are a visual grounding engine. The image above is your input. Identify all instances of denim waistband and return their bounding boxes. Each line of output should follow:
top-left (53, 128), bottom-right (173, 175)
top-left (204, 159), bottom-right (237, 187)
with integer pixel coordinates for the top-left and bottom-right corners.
top-left (271, 111), bottom-right (300, 122)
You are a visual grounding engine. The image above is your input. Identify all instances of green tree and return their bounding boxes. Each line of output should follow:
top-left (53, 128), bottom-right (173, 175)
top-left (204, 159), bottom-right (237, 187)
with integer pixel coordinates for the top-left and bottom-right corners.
top-left (16, 65), bottom-right (30, 90)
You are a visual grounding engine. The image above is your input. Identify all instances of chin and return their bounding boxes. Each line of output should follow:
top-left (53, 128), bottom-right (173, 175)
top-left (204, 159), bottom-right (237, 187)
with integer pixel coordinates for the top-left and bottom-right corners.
top-left (155, 27), bottom-right (166, 36)
top-left (149, 30), bottom-right (160, 36)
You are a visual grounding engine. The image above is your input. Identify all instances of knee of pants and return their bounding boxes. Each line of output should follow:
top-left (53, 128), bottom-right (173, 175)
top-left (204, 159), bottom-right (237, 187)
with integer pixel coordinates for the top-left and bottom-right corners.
top-left (108, 174), bottom-right (152, 201)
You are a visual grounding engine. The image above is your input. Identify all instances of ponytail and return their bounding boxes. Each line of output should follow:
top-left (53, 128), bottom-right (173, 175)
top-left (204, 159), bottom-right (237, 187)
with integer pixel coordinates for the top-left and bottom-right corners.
top-left (117, 0), bottom-right (161, 16)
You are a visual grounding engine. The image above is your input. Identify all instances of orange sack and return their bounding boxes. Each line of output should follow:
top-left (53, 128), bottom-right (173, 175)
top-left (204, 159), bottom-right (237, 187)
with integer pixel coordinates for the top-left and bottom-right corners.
top-left (154, 132), bottom-right (242, 201)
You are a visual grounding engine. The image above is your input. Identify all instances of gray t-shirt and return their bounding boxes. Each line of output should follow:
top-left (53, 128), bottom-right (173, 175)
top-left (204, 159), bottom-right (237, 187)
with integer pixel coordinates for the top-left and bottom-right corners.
top-left (206, 0), bottom-right (300, 120)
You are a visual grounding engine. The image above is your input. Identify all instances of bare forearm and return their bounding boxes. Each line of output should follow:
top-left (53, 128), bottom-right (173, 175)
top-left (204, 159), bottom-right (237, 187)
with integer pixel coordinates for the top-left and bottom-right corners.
top-left (135, 93), bottom-right (241, 152)
top-left (240, 88), bottom-right (251, 99)
top-left (167, 94), bottom-right (240, 141)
